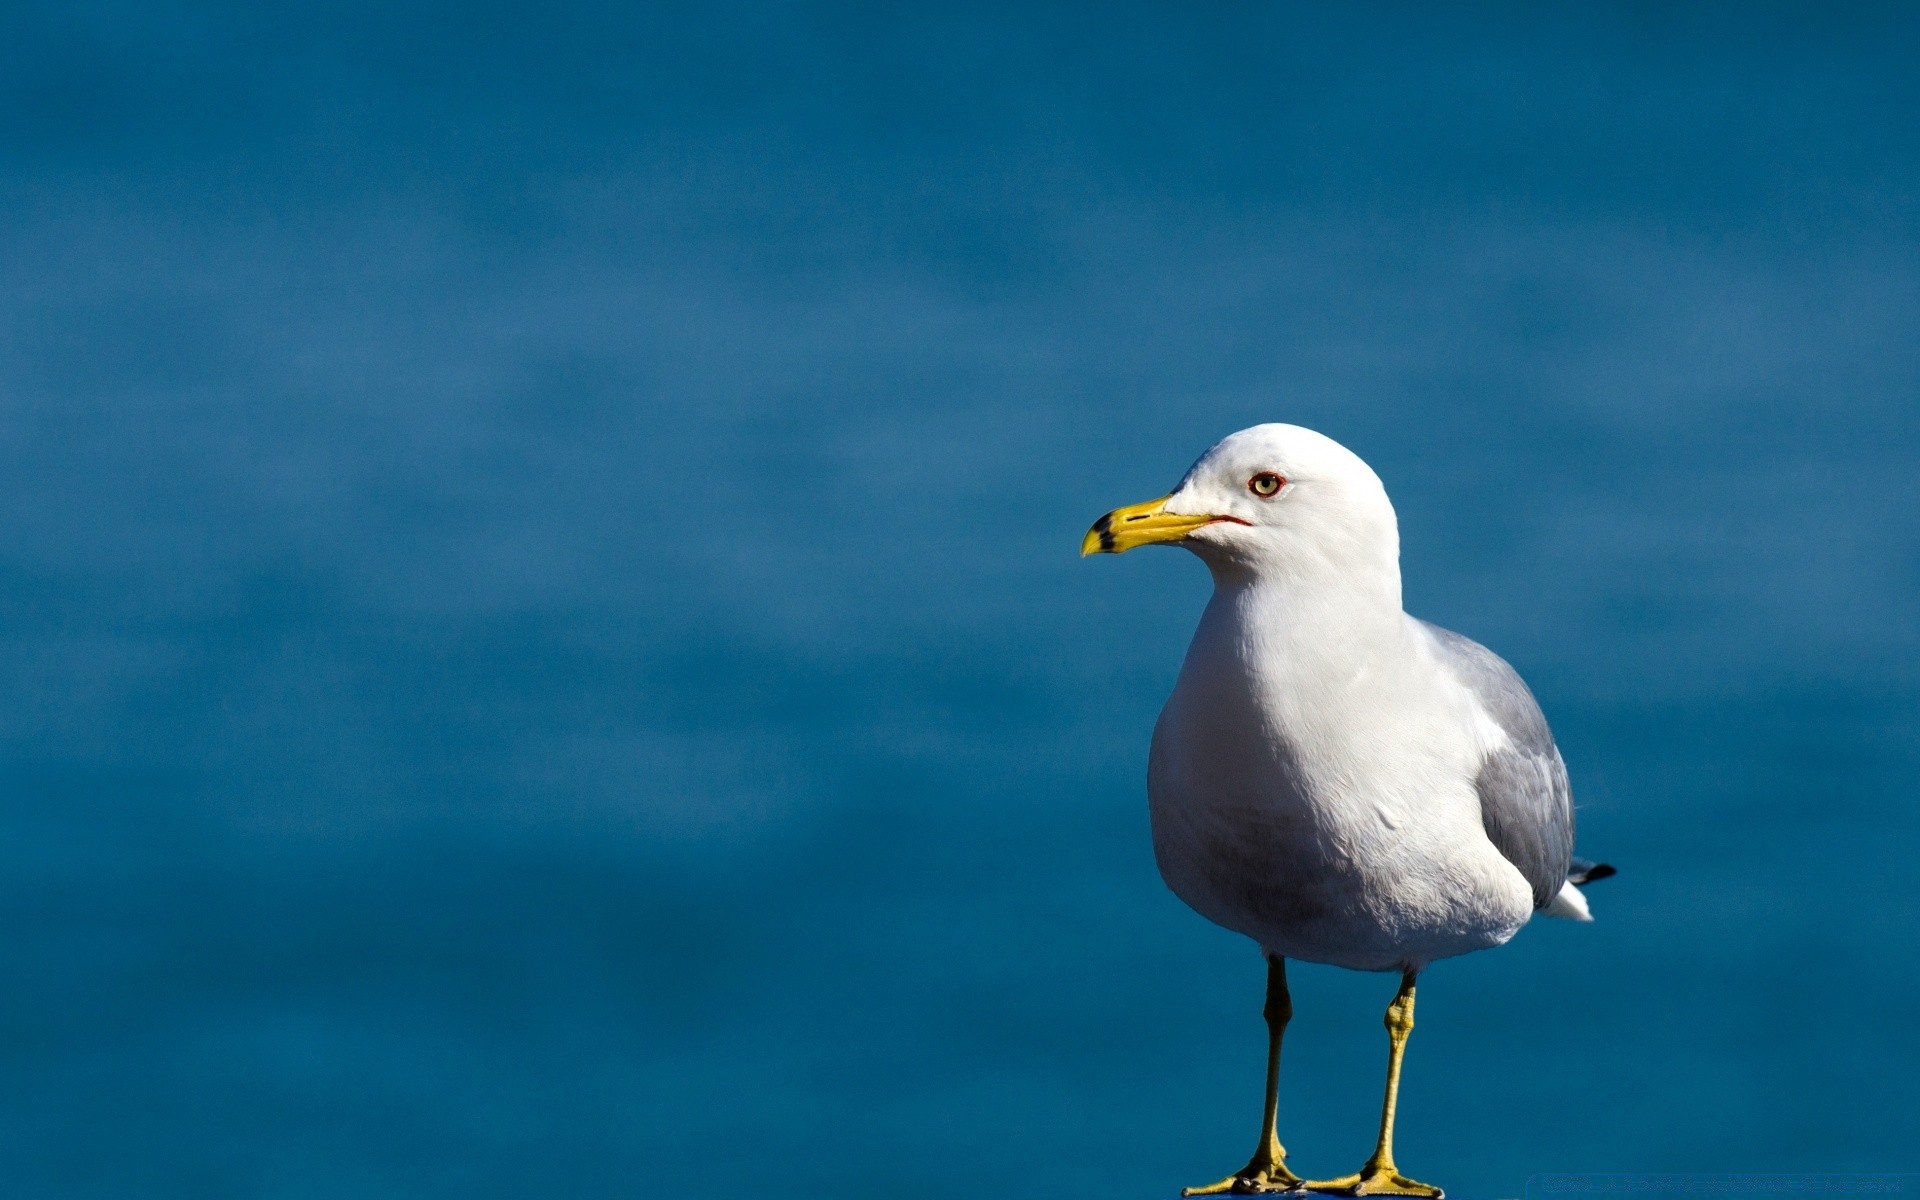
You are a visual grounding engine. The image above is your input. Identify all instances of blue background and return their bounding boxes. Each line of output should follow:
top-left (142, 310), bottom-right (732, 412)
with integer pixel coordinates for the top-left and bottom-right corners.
top-left (3, 4), bottom-right (1916, 1197)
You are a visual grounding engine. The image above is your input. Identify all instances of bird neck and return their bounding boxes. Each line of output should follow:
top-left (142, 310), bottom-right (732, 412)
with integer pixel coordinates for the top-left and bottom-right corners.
top-left (1202, 559), bottom-right (1410, 682)
top-left (1203, 534), bottom-right (1404, 621)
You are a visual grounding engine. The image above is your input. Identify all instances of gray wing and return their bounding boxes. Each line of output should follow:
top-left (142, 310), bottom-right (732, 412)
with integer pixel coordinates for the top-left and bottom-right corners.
top-left (1419, 621), bottom-right (1574, 910)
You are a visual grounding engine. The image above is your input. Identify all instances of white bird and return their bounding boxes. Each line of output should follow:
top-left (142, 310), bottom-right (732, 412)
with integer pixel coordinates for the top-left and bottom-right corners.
top-left (1083, 424), bottom-right (1613, 1199)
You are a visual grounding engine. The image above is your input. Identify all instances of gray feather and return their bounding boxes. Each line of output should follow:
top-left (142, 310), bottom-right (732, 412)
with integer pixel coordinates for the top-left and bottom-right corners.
top-left (1419, 621), bottom-right (1574, 910)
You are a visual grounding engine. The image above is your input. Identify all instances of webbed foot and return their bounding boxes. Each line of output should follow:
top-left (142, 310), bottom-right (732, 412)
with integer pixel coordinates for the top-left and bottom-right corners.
top-left (1182, 1148), bottom-right (1304, 1195)
top-left (1304, 1164), bottom-right (1442, 1198)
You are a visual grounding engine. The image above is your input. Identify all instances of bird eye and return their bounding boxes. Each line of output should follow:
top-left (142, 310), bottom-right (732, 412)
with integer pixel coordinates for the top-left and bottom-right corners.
top-left (1248, 472), bottom-right (1285, 498)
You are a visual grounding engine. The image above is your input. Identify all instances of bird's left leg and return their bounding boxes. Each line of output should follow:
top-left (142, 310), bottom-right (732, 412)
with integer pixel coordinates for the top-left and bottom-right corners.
top-left (1305, 971), bottom-right (1442, 1198)
top-left (1182, 955), bottom-right (1304, 1195)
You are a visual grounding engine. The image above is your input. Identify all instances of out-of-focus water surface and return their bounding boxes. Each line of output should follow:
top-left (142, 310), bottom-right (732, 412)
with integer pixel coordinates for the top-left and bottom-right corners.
top-left (3, 4), bottom-right (1917, 1196)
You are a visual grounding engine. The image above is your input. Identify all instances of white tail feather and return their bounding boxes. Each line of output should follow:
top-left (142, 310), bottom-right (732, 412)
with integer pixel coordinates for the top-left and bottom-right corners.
top-left (1542, 880), bottom-right (1593, 921)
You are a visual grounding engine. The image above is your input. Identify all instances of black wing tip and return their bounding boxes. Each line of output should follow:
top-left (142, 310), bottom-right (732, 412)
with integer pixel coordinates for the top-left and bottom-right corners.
top-left (1568, 860), bottom-right (1618, 886)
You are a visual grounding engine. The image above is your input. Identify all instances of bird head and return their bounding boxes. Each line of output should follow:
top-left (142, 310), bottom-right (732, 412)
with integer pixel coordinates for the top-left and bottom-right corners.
top-left (1082, 424), bottom-right (1400, 585)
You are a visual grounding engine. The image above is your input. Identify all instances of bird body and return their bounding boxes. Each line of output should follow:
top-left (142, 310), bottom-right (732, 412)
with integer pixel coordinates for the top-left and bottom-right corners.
top-left (1149, 592), bottom-right (1541, 973)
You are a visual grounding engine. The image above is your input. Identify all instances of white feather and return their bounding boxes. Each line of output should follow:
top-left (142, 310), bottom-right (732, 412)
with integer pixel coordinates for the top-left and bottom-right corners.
top-left (1542, 880), bottom-right (1593, 922)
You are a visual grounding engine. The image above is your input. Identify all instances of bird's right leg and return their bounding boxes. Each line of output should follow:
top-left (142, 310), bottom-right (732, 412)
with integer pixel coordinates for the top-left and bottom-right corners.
top-left (1303, 971), bottom-right (1441, 1198)
top-left (1183, 955), bottom-right (1304, 1195)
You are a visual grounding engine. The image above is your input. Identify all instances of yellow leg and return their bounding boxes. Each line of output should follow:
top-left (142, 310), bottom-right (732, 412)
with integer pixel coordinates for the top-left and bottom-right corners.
top-left (1305, 971), bottom-right (1442, 1198)
top-left (1183, 956), bottom-right (1305, 1195)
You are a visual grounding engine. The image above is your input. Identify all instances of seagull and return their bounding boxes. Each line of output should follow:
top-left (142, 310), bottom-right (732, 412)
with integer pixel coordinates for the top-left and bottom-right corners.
top-left (1082, 424), bottom-right (1613, 1198)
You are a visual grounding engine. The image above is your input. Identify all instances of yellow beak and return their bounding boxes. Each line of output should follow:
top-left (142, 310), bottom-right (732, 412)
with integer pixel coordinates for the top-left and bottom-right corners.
top-left (1081, 495), bottom-right (1222, 556)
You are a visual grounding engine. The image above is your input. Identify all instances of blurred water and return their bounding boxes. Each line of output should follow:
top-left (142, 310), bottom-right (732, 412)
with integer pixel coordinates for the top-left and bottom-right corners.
top-left (1, 4), bottom-right (1917, 1197)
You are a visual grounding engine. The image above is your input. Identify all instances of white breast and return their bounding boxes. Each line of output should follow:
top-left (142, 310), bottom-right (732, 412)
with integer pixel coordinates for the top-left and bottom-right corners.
top-left (1146, 587), bottom-right (1535, 972)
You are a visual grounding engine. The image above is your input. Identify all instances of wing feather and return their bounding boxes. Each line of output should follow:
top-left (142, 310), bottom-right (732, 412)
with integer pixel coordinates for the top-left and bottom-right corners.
top-left (1419, 621), bottom-right (1574, 910)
